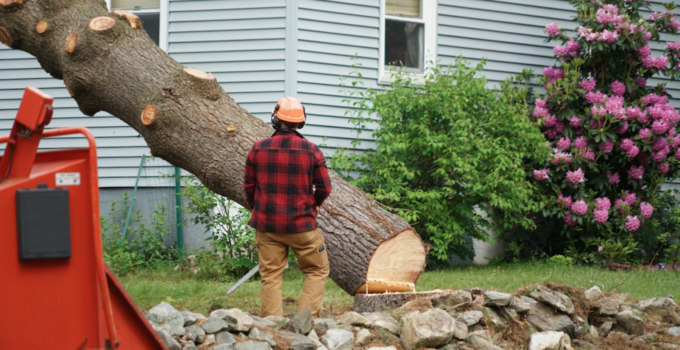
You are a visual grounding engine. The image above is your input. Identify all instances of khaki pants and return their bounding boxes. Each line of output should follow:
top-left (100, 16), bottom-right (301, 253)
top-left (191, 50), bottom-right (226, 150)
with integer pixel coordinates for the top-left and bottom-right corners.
top-left (256, 228), bottom-right (329, 318)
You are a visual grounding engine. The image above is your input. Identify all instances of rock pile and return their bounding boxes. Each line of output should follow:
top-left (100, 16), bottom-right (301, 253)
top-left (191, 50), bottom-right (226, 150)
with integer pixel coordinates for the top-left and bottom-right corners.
top-left (146, 284), bottom-right (680, 350)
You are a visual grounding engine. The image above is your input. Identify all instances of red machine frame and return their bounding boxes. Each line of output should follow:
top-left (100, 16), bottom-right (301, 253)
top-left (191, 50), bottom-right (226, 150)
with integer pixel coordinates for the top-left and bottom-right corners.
top-left (0, 87), bottom-right (167, 349)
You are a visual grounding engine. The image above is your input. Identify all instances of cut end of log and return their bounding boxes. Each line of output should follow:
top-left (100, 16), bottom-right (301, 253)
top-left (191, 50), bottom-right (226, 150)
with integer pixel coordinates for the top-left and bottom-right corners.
top-left (65, 33), bottom-right (77, 53)
top-left (36, 21), bottom-right (48, 34)
top-left (141, 105), bottom-right (158, 126)
top-left (113, 10), bottom-right (141, 29)
top-left (89, 17), bottom-right (116, 32)
top-left (226, 124), bottom-right (237, 132)
top-left (1, 0), bottom-right (23, 6)
top-left (0, 27), bottom-right (12, 47)
top-left (355, 229), bottom-right (426, 294)
top-left (183, 67), bottom-right (216, 80)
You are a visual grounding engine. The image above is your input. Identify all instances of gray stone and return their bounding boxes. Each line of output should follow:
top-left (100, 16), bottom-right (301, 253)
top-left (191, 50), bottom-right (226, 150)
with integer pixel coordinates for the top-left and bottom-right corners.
top-left (362, 312), bottom-right (399, 334)
top-left (668, 326), bottom-right (680, 336)
top-left (467, 332), bottom-right (502, 350)
top-left (201, 316), bottom-right (231, 334)
top-left (355, 328), bottom-right (371, 346)
top-left (147, 302), bottom-right (186, 336)
top-left (510, 297), bottom-right (532, 313)
top-left (453, 320), bottom-right (468, 340)
top-left (597, 297), bottom-right (620, 316)
top-left (286, 307), bottom-right (313, 334)
top-left (529, 286), bottom-right (575, 315)
top-left (183, 330), bottom-right (197, 343)
top-left (522, 296), bottom-right (575, 336)
top-left (607, 331), bottom-right (629, 339)
top-left (215, 330), bottom-right (236, 345)
top-left (615, 310), bottom-right (644, 336)
top-left (585, 325), bottom-right (598, 339)
top-left (249, 328), bottom-right (276, 347)
top-left (213, 344), bottom-right (236, 350)
top-left (400, 309), bottom-right (456, 349)
top-left (264, 315), bottom-right (288, 324)
top-left (313, 318), bottom-right (338, 333)
top-left (180, 311), bottom-right (206, 326)
top-left (202, 334), bottom-right (216, 347)
top-left (572, 339), bottom-right (595, 349)
top-left (584, 286), bottom-right (603, 300)
top-left (639, 297), bottom-right (680, 324)
top-left (660, 343), bottom-right (680, 349)
top-left (250, 315), bottom-right (277, 329)
top-left (481, 307), bottom-right (505, 332)
top-left (499, 306), bottom-right (518, 320)
top-left (528, 331), bottom-right (571, 350)
top-left (338, 311), bottom-right (372, 327)
top-left (599, 322), bottom-right (613, 337)
top-left (278, 331), bottom-right (313, 343)
top-left (238, 332), bottom-right (249, 339)
top-left (483, 291), bottom-right (514, 307)
top-left (458, 310), bottom-right (485, 326)
top-left (635, 333), bottom-right (658, 344)
top-left (155, 329), bottom-right (181, 350)
top-left (292, 341), bottom-right (317, 350)
top-left (321, 329), bottom-right (354, 350)
top-left (308, 329), bottom-right (320, 341)
top-left (367, 347), bottom-right (397, 350)
top-left (431, 290), bottom-right (473, 308)
top-left (620, 303), bottom-right (638, 312)
top-left (210, 309), bottom-right (254, 333)
top-left (234, 341), bottom-right (272, 350)
top-left (467, 330), bottom-right (492, 343)
top-left (183, 340), bottom-right (199, 350)
top-left (185, 324), bottom-right (205, 344)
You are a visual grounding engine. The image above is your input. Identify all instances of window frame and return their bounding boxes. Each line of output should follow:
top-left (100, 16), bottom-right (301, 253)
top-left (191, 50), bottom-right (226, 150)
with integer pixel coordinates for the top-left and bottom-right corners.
top-left (379, 0), bottom-right (437, 84)
top-left (105, 0), bottom-right (168, 51)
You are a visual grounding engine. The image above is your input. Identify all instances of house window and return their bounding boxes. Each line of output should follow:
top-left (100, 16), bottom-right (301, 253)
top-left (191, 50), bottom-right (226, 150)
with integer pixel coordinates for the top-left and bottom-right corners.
top-left (380, 0), bottom-right (436, 82)
top-left (107, 0), bottom-right (163, 47)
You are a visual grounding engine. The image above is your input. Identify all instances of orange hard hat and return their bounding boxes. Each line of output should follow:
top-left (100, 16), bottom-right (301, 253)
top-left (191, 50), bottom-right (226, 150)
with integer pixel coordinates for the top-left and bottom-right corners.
top-left (273, 97), bottom-right (305, 123)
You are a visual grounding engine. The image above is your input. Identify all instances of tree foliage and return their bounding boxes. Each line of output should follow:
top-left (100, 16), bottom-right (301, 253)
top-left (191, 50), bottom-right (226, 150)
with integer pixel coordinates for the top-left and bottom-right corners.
top-left (332, 59), bottom-right (548, 260)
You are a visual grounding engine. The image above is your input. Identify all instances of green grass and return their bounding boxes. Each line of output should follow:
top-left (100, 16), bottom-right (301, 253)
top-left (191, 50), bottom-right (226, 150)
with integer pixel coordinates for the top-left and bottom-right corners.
top-left (119, 261), bottom-right (679, 316)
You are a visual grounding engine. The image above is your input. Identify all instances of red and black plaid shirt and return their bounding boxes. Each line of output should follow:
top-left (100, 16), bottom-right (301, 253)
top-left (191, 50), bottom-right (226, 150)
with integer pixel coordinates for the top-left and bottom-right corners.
top-left (244, 129), bottom-right (332, 233)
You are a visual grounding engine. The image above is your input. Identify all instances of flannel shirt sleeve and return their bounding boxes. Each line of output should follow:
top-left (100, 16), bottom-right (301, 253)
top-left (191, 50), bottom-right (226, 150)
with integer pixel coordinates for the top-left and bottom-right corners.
top-left (312, 147), bottom-right (332, 206)
top-left (243, 145), bottom-right (257, 208)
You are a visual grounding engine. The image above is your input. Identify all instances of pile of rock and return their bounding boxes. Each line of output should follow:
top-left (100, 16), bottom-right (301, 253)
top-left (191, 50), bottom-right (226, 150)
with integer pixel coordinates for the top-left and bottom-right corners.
top-left (146, 284), bottom-right (680, 350)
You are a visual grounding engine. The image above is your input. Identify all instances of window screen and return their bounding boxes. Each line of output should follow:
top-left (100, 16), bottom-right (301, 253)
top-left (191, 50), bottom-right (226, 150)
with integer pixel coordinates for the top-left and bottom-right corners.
top-left (386, 0), bottom-right (421, 19)
top-left (385, 20), bottom-right (423, 70)
top-left (111, 0), bottom-right (160, 10)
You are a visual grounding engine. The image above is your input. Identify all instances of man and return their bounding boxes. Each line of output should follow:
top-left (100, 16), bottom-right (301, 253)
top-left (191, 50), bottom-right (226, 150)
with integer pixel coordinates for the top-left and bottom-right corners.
top-left (243, 96), bottom-right (332, 318)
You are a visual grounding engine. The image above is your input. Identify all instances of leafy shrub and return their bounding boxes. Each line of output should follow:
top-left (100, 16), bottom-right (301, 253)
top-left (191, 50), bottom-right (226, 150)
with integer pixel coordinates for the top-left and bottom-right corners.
top-left (332, 58), bottom-right (549, 260)
top-left (527, 0), bottom-right (680, 264)
top-left (549, 255), bottom-right (574, 266)
top-left (101, 192), bottom-right (177, 275)
top-left (178, 175), bottom-right (258, 278)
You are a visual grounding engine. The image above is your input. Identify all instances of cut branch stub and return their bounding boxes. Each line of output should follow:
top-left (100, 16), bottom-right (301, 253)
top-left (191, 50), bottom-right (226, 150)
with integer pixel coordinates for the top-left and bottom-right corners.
top-left (0, 27), bottom-right (12, 47)
top-left (89, 16), bottom-right (116, 32)
top-left (36, 21), bottom-right (48, 34)
top-left (141, 105), bottom-right (157, 126)
top-left (113, 10), bottom-right (140, 29)
top-left (226, 124), bottom-right (237, 132)
top-left (65, 33), bottom-right (77, 53)
top-left (0, 0), bottom-right (24, 6)
top-left (183, 67), bottom-right (216, 80)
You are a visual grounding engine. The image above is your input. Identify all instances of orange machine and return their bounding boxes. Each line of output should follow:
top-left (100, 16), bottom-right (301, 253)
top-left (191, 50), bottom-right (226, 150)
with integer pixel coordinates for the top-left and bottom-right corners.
top-left (0, 87), bottom-right (167, 350)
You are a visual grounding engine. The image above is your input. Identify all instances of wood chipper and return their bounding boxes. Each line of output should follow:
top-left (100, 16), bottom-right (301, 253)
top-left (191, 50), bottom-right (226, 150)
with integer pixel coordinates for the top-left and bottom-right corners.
top-left (0, 87), bottom-right (167, 350)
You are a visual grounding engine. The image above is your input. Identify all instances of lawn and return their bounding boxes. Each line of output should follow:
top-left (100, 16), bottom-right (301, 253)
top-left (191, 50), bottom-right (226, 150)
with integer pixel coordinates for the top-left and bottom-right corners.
top-left (119, 260), bottom-right (680, 317)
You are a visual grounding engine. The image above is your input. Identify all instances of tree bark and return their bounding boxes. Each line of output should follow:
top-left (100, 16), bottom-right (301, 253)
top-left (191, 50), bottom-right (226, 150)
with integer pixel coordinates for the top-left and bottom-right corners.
top-left (0, 0), bottom-right (427, 295)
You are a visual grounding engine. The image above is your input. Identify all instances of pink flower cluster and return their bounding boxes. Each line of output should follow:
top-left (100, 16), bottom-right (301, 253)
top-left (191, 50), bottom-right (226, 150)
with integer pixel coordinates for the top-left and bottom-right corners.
top-left (564, 212), bottom-right (577, 226)
top-left (596, 5), bottom-right (623, 24)
top-left (611, 80), bottom-right (626, 95)
top-left (533, 169), bottom-right (550, 181)
top-left (546, 22), bottom-right (561, 36)
top-left (571, 200), bottom-right (588, 216)
top-left (554, 39), bottom-right (581, 58)
top-left (666, 41), bottom-right (680, 51)
top-left (586, 90), bottom-right (605, 104)
top-left (628, 165), bottom-right (644, 180)
top-left (598, 140), bottom-right (614, 153)
top-left (543, 67), bottom-right (564, 85)
top-left (625, 215), bottom-right (641, 232)
top-left (640, 202), bottom-right (654, 219)
top-left (578, 26), bottom-right (620, 43)
top-left (606, 172), bottom-right (620, 184)
top-left (557, 137), bottom-right (571, 150)
top-left (642, 55), bottom-right (669, 70)
top-left (574, 136), bottom-right (588, 150)
top-left (558, 194), bottom-right (572, 209)
top-left (570, 116), bottom-right (582, 127)
top-left (566, 168), bottom-right (585, 184)
top-left (579, 77), bottom-right (596, 92)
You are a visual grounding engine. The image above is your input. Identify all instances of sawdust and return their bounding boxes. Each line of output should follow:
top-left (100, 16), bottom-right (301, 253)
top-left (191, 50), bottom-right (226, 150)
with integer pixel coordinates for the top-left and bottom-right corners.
top-left (496, 318), bottom-right (531, 349)
top-left (282, 296), bottom-right (297, 306)
top-left (597, 332), bottom-right (651, 350)
top-left (397, 297), bottom-right (432, 313)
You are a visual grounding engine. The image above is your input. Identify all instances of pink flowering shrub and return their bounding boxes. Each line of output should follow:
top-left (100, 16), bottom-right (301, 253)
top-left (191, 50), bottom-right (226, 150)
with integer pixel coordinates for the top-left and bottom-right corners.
top-left (528, 0), bottom-right (680, 264)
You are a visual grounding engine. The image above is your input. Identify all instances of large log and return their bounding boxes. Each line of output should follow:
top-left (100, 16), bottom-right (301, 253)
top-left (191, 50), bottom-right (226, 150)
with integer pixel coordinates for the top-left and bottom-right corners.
top-left (0, 0), bottom-right (427, 295)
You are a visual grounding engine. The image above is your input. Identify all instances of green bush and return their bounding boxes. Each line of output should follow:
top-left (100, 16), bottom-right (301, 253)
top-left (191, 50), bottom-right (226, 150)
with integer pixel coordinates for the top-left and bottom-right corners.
top-left (101, 192), bottom-right (177, 276)
top-left (331, 58), bottom-right (549, 260)
top-left (178, 175), bottom-right (258, 279)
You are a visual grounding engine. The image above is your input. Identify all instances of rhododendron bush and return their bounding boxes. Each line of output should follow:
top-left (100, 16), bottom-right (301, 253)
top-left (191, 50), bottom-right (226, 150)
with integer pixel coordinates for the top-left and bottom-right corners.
top-left (530, 0), bottom-right (680, 263)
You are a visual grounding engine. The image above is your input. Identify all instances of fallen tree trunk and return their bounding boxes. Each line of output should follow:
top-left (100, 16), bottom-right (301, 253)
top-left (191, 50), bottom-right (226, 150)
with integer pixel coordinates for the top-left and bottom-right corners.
top-left (0, 0), bottom-right (427, 295)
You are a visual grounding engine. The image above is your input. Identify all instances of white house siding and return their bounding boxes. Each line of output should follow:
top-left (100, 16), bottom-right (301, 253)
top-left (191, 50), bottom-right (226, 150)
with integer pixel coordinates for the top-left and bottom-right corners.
top-left (296, 0), bottom-right (380, 151)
